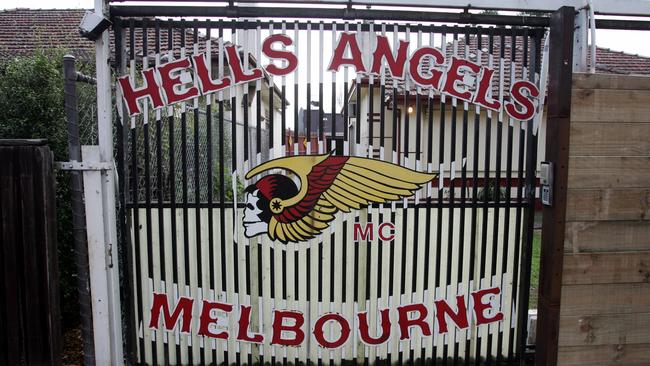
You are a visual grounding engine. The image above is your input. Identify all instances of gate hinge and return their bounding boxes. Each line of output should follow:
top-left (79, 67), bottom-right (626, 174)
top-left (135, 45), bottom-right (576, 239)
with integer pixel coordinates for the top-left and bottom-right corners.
top-left (57, 160), bottom-right (114, 171)
top-left (106, 242), bottom-right (113, 268)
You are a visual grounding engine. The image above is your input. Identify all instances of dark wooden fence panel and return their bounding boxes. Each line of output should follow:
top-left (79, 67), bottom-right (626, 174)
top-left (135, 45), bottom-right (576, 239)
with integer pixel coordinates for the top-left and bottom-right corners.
top-left (0, 139), bottom-right (61, 366)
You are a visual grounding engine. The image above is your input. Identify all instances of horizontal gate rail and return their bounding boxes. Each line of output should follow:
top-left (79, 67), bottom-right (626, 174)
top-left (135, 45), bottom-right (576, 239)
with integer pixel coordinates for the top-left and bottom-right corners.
top-left (110, 6), bottom-right (552, 27)
top-left (109, 4), bottom-right (650, 30)
top-left (125, 202), bottom-right (533, 209)
top-left (117, 20), bottom-right (547, 36)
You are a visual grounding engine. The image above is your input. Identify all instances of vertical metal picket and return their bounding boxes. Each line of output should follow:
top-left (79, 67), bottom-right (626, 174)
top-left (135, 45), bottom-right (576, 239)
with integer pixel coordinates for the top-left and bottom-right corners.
top-left (113, 16), bottom-right (546, 366)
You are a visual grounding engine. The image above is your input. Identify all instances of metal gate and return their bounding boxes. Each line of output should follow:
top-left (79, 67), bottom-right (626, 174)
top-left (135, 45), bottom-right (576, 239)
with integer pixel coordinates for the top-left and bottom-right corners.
top-left (113, 8), bottom-right (544, 365)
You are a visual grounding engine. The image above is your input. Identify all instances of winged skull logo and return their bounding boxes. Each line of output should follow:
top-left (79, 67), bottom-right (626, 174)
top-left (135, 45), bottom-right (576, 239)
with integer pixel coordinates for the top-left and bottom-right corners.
top-left (243, 151), bottom-right (436, 243)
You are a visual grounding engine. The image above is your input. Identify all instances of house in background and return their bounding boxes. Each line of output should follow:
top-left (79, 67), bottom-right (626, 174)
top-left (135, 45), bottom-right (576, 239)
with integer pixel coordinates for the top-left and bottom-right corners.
top-left (346, 33), bottom-right (650, 202)
top-left (284, 105), bottom-right (346, 155)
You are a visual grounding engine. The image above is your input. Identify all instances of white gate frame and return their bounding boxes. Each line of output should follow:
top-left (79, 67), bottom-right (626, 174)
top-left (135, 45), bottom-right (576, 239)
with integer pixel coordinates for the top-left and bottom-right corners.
top-left (81, 147), bottom-right (123, 366)
top-left (80, 0), bottom-right (125, 364)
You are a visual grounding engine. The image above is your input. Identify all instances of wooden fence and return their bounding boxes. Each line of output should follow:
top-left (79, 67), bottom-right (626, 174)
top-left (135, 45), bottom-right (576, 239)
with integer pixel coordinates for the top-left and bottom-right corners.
top-left (0, 140), bottom-right (61, 365)
top-left (557, 73), bottom-right (650, 365)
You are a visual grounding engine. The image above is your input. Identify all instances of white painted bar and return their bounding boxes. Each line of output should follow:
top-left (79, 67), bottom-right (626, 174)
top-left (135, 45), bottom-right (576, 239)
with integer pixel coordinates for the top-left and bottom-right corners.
top-left (93, 0), bottom-right (124, 362)
top-left (82, 146), bottom-right (113, 366)
top-left (241, 0), bottom-right (650, 16)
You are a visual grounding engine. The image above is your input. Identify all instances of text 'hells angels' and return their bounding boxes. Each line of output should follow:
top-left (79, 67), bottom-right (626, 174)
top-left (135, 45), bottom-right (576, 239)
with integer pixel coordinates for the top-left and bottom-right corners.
top-left (118, 33), bottom-right (539, 121)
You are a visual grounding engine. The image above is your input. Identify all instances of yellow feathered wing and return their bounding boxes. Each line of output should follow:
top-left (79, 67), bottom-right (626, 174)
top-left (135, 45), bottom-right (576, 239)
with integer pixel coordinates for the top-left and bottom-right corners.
top-left (267, 156), bottom-right (436, 243)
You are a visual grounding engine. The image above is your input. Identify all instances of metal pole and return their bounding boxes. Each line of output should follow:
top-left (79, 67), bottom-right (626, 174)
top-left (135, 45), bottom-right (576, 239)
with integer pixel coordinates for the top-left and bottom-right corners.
top-left (573, 8), bottom-right (588, 72)
top-left (587, 0), bottom-right (597, 73)
top-left (94, 0), bottom-right (125, 363)
top-left (63, 54), bottom-right (96, 366)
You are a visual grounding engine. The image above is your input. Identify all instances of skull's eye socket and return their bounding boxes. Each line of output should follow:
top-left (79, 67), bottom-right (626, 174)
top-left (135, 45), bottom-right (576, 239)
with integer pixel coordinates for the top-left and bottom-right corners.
top-left (246, 203), bottom-right (255, 210)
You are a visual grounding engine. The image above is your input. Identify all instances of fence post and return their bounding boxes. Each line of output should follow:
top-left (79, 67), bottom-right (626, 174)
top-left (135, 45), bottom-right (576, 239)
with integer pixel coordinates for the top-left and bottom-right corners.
top-left (63, 54), bottom-right (96, 366)
top-left (535, 6), bottom-right (574, 366)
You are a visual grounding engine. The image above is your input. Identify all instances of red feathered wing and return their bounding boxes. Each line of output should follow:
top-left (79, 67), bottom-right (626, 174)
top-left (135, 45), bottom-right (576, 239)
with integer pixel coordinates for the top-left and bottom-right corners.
top-left (275, 155), bottom-right (349, 224)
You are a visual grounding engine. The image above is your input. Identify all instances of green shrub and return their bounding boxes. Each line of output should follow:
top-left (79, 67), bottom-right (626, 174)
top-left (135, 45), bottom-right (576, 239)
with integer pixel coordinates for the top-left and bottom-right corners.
top-left (0, 50), bottom-right (95, 329)
top-left (477, 179), bottom-right (508, 202)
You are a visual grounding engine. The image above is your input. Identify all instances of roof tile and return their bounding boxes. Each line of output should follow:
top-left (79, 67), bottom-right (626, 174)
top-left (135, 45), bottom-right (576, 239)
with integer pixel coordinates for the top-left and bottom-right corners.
top-left (2, 8), bottom-right (649, 79)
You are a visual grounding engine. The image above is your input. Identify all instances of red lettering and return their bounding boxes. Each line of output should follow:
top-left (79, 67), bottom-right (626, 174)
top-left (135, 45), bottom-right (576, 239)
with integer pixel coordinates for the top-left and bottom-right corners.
top-left (473, 67), bottom-right (501, 111)
top-left (370, 35), bottom-right (409, 78)
top-left (236, 305), bottom-right (264, 343)
top-left (198, 300), bottom-right (233, 339)
top-left (353, 222), bottom-right (373, 241)
top-left (409, 46), bottom-right (445, 89)
top-left (397, 303), bottom-right (431, 340)
top-left (271, 310), bottom-right (305, 346)
top-left (471, 287), bottom-right (504, 326)
top-left (505, 80), bottom-right (539, 121)
top-left (225, 45), bottom-right (264, 84)
top-left (149, 293), bottom-right (193, 333)
top-left (378, 222), bottom-right (395, 241)
top-left (157, 57), bottom-right (199, 105)
top-left (192, 53), bottom-right (231, 94)
top-left (442, 56), bottom-right (482, 102)
top-left (434, 295), bottom-right (469, 334)
top-left (313, 313), bottom-right (351, 349)
top-left (262, 34), bottom-right (299, 76)
top-left (327, 32), bottom-right (366, 73)
top-left (117, 68), bottom-right (164, 116)
top-left (357, 309), bottom-right (391, 345)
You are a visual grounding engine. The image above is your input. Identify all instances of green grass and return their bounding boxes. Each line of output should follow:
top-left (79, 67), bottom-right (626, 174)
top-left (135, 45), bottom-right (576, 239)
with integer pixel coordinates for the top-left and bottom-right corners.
top-left (529, 230), bottom-right (541, 309)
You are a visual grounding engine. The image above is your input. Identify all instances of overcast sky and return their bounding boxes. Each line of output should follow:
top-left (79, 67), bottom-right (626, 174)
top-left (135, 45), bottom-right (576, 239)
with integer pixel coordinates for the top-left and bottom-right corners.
top-left (3, 0), bottom-right (650, 57)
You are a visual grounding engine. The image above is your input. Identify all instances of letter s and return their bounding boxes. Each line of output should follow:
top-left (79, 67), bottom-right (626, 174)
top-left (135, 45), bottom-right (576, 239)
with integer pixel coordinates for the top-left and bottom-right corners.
top-left (505, 80), bottom-right (539, 121)
top-left (262, 34), bottom-right (298, 76)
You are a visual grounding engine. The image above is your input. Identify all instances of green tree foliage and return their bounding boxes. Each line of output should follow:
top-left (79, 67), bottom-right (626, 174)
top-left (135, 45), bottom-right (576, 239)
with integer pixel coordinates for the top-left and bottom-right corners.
top-left (0, 51), bottom-right (243, 330)
top-left (0, 52), bottom-right (67, 157)
top-left (477, 179), bottom-right (508, 202)
top-left (130, 103), bottom-right (242, 203)
top-left (0, 50), bottom-right (95, 329)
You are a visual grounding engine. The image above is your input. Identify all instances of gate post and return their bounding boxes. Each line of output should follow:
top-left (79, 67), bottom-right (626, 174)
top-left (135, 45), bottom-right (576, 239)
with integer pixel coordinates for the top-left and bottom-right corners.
top-left (92, 0), bottom-right (125, 363)
top-left (535, 6), bottom-right (574, 366)
top-left (63, 54), bottom-right (95, 366)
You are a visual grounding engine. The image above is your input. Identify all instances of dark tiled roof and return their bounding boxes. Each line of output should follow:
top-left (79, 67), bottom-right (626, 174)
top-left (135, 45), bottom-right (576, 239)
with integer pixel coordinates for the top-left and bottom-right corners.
top-left (117, 19), bottom-right (219, 61)
top-left (590, 47), bottom-right (650, 75)
top-left (0, 8), bottom-right (213, 63)
top-left (0, 9), bottom-right (94, 60)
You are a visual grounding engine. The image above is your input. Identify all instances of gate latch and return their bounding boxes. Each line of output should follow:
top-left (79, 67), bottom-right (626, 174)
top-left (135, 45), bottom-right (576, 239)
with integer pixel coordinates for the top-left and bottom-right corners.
top-left (540, 161), bottom-right (553, 206)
